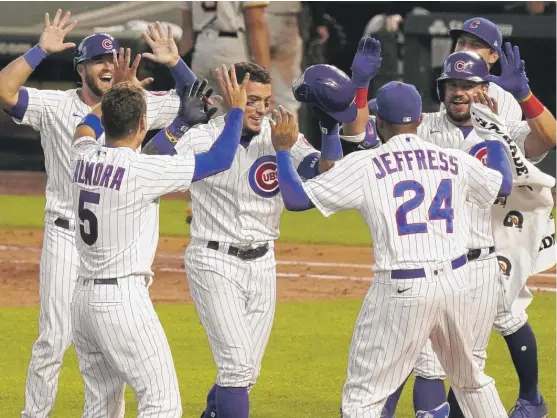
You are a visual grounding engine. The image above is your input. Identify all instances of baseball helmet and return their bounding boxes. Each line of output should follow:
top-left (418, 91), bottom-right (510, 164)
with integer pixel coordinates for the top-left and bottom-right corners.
top-left (74, 33), bottom-right (120, 70)
top-left (292, 64), bottom-right (357, 123)
top-left (449, 17), bottom-right (502, 51)
top-left (437, 51), bottom-right (489, 102)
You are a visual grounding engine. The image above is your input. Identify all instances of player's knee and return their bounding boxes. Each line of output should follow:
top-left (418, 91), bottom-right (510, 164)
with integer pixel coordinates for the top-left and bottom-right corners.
top-left (413, 368), bottom-right (447, 380)
top-left (493, 312), bottom-right (528, 336)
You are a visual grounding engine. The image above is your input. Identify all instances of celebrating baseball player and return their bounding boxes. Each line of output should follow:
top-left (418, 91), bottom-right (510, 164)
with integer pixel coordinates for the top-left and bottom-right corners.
top-left (380, 48), bottom-right (556, 417)
top-left (0, 9), bottom-right (202, 417)
top-left (69, 49), bottom-right (247, 415)
top-left (274, 80), bottom-right (514, 418)
top-left (144, 61), bottom-right (361, 418)
top-left (444, 17), bottom-right (522, 121)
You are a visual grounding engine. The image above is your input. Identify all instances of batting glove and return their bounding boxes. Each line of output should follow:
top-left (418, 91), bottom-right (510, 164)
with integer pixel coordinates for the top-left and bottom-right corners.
top-left (350, 37), bottom-right (382, 88)
top-left (177, 79), bottom-right (218, 127)
top-left (485, 42), bottom-right (530, 101)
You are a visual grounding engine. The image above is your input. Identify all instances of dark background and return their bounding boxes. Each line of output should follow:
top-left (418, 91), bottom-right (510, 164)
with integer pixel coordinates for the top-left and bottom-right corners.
top-left (0, 1), bottom-right (554, 176)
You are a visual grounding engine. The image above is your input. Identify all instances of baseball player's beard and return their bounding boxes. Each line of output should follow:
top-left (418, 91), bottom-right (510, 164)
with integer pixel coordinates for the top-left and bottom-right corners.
top-left (445, 102), bottom-right (472, 124)
top-left (84, 73), bottom-right (108, 99)
top-left (242, 127), bottom-right (261, 138)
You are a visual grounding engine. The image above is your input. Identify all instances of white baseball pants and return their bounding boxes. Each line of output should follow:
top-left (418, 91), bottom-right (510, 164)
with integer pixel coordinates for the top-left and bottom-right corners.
top-left (414, 254), bottom-right (501, 378)
top-left (185, 238), bottom-right (276, 388)
top-left (71, 276), bottom-right (181, 418)
top-left (22, 217), bottom-right (79, 418)
top-left (341, 257), bottom-right (507, 418)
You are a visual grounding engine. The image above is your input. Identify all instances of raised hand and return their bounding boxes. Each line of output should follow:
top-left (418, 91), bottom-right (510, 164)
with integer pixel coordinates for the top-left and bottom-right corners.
top-left (350, 37), bottom-right (382, 88)
top-left (39, 9), bottom-right (77, 54)
top-left (112, 47), bottom-right (154, 88)
top-left (177, 79), bottom-right (218, 126)
top-left (141, 21), bottom-right (180, 67)
top-left (484, 42), bottom-right (530, 100)
top-left (468, 90), bottom-right (498, 115)
top-left (271, 106), bottom-right (299, 151)
top-left (215, 64), bottom-right (249, 111)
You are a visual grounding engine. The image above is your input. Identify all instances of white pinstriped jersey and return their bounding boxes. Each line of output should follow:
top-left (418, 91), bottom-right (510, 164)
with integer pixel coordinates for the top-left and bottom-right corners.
top-left (13, 87), bottom-right (180, 221)
top-left (175, 115), bottom-right (317, 246)
top-left (182, 0), bottom-right (268, 32)
top-left (303, 134), bottom-right (503, 272)
top-left (418, 111), bottom-right (530, 249)
top-left (440, 82), bottom-right (522, 121)
top-left (70, 137), bottom-right (195, 279)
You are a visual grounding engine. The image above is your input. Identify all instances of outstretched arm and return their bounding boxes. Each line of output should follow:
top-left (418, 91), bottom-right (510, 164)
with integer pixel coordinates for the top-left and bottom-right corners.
top-left (277, 150), bottom-right (314, 211)
top-left (0, 9), bottom-right (76, 113)
top-left (341, 37), bottom-right (382, 137)
top-left (485, 42), bottom-right (556, 158)
top-left (141, 21), bottom-right (198, 93)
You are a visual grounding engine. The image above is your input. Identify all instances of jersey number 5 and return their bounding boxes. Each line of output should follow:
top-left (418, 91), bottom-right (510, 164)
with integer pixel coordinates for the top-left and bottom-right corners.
top-left (79, 190), bottom-right (100, 246)
top-left (394, 179), bottom-right (454, 236)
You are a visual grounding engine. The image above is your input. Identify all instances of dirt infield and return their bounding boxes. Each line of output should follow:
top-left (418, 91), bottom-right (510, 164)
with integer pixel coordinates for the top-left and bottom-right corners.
top-left (0, 171), bottom-right (554, 307)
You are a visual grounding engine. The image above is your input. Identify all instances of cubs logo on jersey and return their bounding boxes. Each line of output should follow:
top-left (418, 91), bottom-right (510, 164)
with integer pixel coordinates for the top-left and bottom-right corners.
top-left (249, 155), bottom-right (279, 198)
top-left (469, 142), bottom-right (488, 166)
top-left (503, 210), bottom-right (524, 229)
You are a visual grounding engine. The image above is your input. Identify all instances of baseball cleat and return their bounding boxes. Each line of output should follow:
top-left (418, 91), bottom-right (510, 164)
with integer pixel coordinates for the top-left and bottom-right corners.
top-left (416, 402), bottom-right (450, 418)
top-left (509, 397), bottom-right (548, 418)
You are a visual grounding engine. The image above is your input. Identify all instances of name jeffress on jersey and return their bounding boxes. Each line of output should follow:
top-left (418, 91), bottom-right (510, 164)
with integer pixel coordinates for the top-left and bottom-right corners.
top-left (372, 146), bottom-right (459, 179)
top-left (72, 158), bottom-right (126, 191)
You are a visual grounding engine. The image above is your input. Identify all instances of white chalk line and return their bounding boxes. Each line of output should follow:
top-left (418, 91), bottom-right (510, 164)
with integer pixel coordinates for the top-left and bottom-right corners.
top-left (1, 245), bottom-right (555, 291)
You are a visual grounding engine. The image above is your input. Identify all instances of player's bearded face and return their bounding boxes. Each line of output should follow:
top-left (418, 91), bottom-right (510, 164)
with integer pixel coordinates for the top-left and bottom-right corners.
top-left (242, 82), bottom-right (272, 136)
top-left (444, 80), bottom-right (487, 123)
top-left (81, 55), bottom-right (115, 98)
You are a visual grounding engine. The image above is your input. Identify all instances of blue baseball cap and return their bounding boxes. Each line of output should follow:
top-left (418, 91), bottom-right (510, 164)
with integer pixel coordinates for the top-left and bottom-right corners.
top-left (374, 81), bottom-right (422, 125)
top-left (292, 64), bottom-right (357, 123)
top-left (450, 17), bottom-right (502, 51)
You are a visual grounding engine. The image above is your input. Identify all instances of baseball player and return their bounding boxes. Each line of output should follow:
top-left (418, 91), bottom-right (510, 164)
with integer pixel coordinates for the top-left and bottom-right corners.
top-left (146, 62), bottom-right (358, 418)
top-left (69, 55), bottom-right (247, 416)
top-left (443, 17), bottom-right (522, 121)
top-left (0, 10), bottom-right (198, 417)
top-left (274, 80), bottom-right (513, 418)
top-left (381, 49), bottom-right (556, 418)
top-left (180, 1), bottom-right (271, 92)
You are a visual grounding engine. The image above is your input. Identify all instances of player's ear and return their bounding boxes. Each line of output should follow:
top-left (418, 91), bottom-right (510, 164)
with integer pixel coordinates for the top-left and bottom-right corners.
top-left (488, 50), bottom-right (499, 66)
top-left (76, 63), bottom-right (85, 79)
top-left (139, 114), bottom-right (147, 133)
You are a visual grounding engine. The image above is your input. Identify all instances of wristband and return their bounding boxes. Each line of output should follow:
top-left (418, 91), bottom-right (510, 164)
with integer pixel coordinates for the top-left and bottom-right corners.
top-left (355, 88), bottom-right (368, 109)
top-left (77, 114), bottom-right (104, 139)
top-left (23, 45), bottom-right (47, 70)
top-left (165, 117), bottom-right (190, 143)
top-left (519, 91), bottom-right (545, 120)
top-left (320, 124), bottom-right (343, 161)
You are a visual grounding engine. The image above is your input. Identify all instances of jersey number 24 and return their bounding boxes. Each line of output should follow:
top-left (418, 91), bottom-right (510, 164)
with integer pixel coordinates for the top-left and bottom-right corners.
top-left (394, 179), bottom-right (454, 236)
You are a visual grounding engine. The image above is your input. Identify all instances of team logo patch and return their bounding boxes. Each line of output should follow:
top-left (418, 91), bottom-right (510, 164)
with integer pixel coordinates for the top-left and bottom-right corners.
top-left (454, 60), bottom-right (469, 72)
top-left (101, 38), bottom-right (113, 50)
top-left (469, 143), bottom-right (487, 166)
top-left (469, 19), bottom-right (481, 29)
top-left (249, 155), bottom-right (279, 198)
top-left (497, 255), bottom-right (512, 277)
top-left (503, 210), bottom-right (524, 229)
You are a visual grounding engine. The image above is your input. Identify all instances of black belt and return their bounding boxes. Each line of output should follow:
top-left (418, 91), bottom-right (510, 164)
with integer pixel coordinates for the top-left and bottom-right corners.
top-left (93, 278), bottom-right (118, 285)
top-left (467, 246), bottom-right (495, 262)
top-left (207, 241), bottom-right (269, 261)
top-left (54, 217), bottom-right (70, 230)
top-left (195, 30), bottom-right (238, 38)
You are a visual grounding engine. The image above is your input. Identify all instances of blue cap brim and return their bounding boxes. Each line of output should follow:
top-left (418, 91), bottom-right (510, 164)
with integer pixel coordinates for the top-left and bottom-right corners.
top-left (325, 102), bottom-right (358, 123)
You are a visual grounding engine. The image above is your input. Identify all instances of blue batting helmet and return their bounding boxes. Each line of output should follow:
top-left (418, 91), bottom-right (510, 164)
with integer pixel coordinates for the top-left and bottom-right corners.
top-left (437, 51), bottom-right (489, 101)
top-left (74, 33), bottom-right (120, 70)
top-left (292, 64), bottom-right (357, 123)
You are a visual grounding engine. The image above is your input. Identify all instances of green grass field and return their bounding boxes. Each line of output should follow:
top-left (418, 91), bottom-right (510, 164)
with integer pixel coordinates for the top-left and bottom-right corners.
top-left (0, 194), bottom-right (555, 416)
